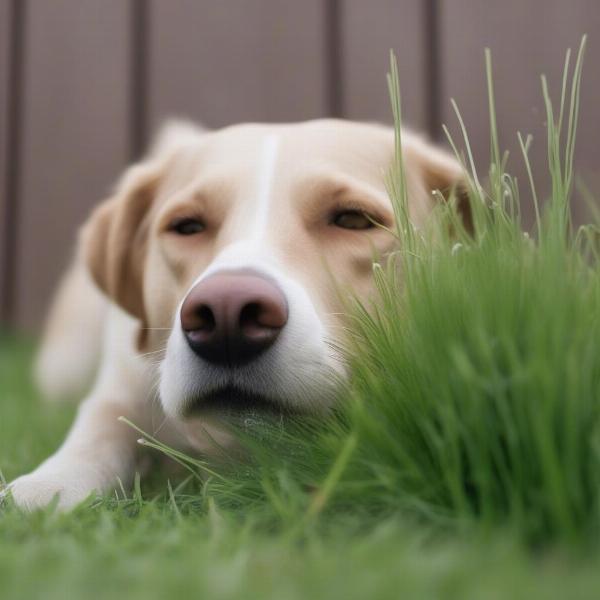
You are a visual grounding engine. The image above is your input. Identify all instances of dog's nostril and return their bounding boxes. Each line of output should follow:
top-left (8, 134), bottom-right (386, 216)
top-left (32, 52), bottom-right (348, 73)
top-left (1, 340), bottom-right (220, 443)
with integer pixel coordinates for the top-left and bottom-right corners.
top-left (184, 305), bottom-right (216, 345)
top-left (239, 302), bottom-right (260, 326)
top-left (195, 305), bottom-right (216, 332)
top-left (239, 302), bottom-right (260, 331)
top-left (239, 301), bottom-right (286, 340)
top-left (240, 304), bottom-right (267, 341)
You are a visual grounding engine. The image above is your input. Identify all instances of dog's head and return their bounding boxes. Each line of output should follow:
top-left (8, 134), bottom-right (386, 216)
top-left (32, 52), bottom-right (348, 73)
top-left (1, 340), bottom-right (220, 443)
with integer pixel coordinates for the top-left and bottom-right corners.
top-left (83, 120), bottom-right (464, 426)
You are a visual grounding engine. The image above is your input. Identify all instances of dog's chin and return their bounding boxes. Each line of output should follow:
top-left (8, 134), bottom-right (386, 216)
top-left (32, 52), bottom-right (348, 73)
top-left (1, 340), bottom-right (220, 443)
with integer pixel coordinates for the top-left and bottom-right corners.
top-left (180, 386), bottom-right (293, 455)
top-left (188, 385), bottom-right (294, 423)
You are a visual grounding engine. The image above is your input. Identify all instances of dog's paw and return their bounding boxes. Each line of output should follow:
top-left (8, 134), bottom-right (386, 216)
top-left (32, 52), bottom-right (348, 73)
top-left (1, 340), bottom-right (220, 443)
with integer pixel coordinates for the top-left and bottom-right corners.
top-left (6, 468), bottom-right (99, 511)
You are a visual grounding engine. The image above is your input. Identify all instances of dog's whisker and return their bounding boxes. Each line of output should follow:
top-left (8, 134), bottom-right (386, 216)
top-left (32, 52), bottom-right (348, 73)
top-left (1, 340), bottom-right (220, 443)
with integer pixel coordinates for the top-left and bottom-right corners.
top-left (152, 415), bottom-right (170, 437)
top-left (139, 346), bottom-right (168, 362)
top-left (140, 348), bottom-right (167, 357)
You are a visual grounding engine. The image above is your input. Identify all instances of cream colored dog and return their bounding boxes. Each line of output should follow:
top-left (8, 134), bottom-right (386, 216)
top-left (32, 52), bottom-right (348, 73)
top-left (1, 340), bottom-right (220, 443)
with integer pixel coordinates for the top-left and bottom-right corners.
top-left (5, 119), bottom-right (464, 510)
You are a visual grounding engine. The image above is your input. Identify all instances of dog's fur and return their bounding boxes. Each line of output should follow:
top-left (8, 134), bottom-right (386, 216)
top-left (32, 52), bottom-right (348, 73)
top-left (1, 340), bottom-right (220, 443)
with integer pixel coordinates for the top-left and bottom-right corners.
top-left (6, 119), bottom-right (464, 510)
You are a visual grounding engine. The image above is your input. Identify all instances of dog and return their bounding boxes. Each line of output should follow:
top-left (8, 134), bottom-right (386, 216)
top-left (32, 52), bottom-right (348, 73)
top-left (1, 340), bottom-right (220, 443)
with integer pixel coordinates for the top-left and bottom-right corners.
top-left (5, 119), bottom-right (465, 510)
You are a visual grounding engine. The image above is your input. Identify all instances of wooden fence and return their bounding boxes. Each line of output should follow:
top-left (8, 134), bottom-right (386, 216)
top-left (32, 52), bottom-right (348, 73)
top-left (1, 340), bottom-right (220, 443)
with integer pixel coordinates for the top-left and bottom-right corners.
top-left (1, 0), bottom-right (599, 329)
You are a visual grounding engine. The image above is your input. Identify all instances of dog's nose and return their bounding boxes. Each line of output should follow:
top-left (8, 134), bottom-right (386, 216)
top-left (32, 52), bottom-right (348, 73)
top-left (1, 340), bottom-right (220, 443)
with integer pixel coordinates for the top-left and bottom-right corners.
top-left (180, 271), bottom-right (288, 365)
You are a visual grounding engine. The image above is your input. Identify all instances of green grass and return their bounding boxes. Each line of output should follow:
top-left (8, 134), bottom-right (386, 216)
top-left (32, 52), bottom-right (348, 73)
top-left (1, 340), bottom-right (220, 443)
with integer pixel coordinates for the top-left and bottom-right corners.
top-left (2, 343), bottom-right (600, 600)
top-left (2, 39), bottom-right (600, 598)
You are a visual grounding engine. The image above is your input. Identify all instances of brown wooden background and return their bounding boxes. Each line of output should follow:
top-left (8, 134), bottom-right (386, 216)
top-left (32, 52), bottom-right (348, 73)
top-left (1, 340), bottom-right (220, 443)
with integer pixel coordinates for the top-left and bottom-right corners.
top-left (1, 0), bottom-right (599, 330)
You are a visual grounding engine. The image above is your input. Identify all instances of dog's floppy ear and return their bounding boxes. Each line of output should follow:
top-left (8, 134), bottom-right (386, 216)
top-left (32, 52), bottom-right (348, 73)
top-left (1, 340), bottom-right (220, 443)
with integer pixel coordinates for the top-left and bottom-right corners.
top-left (81, 119), bottom-right (208, 330)
top-left (82, 161), bottom-right (160, 326)
top-left (403, 133), bottom-right (472, 230)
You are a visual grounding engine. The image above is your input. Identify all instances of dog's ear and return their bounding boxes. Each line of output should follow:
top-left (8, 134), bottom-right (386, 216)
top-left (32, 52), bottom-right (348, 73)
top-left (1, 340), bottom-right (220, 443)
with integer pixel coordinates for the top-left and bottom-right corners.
top-left (403, 133), bottom-right (472, 231)
top-left (81, 162), bottom-right (160, 327)
top-left (81, 120), bottom-right (208, 331)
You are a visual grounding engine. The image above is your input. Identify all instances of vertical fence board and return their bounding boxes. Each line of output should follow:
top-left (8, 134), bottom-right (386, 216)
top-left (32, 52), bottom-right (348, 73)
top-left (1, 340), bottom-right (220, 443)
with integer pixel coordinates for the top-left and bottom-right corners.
top-left (148, 0), bottom-right (328, 133)
top-left (340, 0), bottom-right (429, 131)
top-left (14, 0), bottom-right (131, 329)
top-left (0, 0), bottom-right (13, 324)
top-left (439, 0), bottom-right (600, 223)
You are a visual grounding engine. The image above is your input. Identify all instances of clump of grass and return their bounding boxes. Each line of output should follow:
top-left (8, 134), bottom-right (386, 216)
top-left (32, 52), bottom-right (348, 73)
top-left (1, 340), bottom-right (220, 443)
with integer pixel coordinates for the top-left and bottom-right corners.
top-left (133, 38), bottom-right (600, 546)
top-left (336, 38), bottom-right (600, 544)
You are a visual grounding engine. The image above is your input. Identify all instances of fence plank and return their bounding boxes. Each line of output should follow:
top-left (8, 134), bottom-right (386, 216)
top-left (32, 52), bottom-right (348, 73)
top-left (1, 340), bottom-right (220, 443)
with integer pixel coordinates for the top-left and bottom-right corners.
top-left (147, 0), bottom-right (328, 133)
top-left (14, 0), bottom-right (131, 329)
top-left (439, 0), bottom-right (600, 223)
top-left (340, 0), bottom-right (429, 131)
top-left (0, 0), bottom-right (13, 324)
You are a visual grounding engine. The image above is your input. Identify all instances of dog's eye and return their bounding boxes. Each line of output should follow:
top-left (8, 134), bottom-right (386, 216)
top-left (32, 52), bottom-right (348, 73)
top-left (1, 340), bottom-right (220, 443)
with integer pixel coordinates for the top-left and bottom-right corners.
top-left (332, 210), bottom-right (374, 230)
top-left (170, 218), bottom-right (205, 235)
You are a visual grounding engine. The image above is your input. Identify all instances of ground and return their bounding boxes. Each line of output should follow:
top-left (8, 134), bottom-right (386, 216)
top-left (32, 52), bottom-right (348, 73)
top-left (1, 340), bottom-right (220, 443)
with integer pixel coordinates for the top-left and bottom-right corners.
top-left (1, 336), bottom-right (599, 600)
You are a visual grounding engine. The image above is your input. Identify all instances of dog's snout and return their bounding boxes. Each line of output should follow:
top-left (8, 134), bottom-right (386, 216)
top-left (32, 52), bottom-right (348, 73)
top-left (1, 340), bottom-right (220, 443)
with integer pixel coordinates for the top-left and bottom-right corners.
top-left (180, 272), bottom-right (288, 365)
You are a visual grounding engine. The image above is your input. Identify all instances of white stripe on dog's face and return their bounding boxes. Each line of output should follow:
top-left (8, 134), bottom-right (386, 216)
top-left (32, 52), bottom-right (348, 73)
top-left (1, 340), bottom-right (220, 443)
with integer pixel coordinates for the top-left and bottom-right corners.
top-left (133, 120), bottom-right (464, 427)
top-left (171, 134), bottom-right (282, 299)
top-left (249, 134), bottom-right (279, 242)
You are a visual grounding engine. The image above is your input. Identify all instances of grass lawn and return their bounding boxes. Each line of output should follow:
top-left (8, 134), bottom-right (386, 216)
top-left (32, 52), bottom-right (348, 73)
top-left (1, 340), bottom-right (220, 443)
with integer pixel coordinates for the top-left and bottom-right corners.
top-left (2, 339), bottom-right (600, 600)
top-left (2, 43), bottom-right (600, 599)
